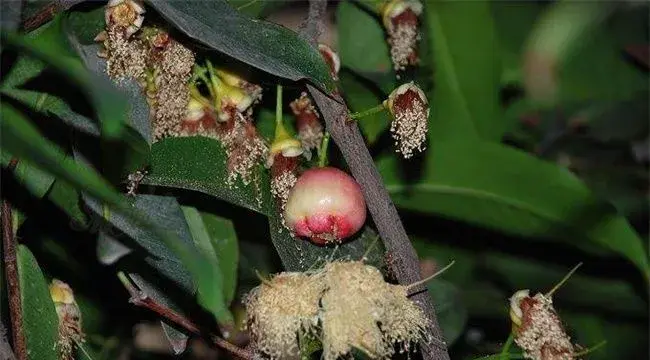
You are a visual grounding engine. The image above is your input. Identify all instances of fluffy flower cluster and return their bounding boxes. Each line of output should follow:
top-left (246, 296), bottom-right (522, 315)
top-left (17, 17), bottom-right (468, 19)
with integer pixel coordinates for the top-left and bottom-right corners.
top-left (246, 261), bottom-right (430, 360)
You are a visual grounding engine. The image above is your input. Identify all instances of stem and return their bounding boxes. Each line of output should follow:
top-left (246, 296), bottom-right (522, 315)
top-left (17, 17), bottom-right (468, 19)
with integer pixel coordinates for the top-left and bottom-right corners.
top-left (406, 260), bottom-right (455, 295)
top-left (349, 103), bottom-right (386, 120)
top-left (499, 333), bottom-right (515, 359)
top-left (307, 85), bottom-right (450, 360)
top-left (546, 262), bottom-right (582, 297)
top-left (2, 159), bottom-right (26, 360)
top-left (317, 132), bottom-right (330, 167)
top-left (276, 84), bottom-right (283, 128)
top-left (117, 273), bottom-right (253, 360)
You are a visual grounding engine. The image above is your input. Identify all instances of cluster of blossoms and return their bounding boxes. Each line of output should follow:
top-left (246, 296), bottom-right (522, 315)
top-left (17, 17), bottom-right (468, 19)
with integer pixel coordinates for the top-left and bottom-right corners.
top-left (100, 0), bottom-right (267, 189)
top-left (49, 279), bottom-right (85, 360)
top-left (245, 260), bottom-right (430, 360)
top-left (381, 0), bottom-right (423, 72)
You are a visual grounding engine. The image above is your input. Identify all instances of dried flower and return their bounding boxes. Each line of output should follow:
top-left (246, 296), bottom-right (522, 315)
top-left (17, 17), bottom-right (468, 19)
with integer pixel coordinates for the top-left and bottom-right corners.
top-left (290, 92), bottom-right (323, 152)
top-left (381, 0), bottom-right (423, 72)
top-left (384, 82), bottom-right (429, 158)
top-left (105, 0), bottom-right (145, 38)
top-left (510, 290), bottom-right (574, 360)
top-left (318, 44), bottom-right (341, 81)
top-left (50, 279), bottom-right (85, 360)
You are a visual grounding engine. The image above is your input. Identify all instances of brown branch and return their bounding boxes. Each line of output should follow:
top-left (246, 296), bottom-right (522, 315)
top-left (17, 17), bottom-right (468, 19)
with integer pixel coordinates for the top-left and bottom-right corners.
top-left (20, 2), bottom-right (61, 32)
top-left (306, 86), bottom-right (450, 360)
top-left (2, 159), bottom-right (26, 360)
top-left (298, 0), bottom-right (327, 47)
top-left (119, 274), bottom-right (253, 360)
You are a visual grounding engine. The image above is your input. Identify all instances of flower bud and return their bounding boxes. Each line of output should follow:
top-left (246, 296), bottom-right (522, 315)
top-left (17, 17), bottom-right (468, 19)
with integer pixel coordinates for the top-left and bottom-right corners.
top-left (284, 167), bottom-right (366, 245)
top-left (105, 0), bottom-right (145, 38)
top-left (381, 0), bottom-right (422, 71)
top-left (384, 82), bottom-right (429, 158)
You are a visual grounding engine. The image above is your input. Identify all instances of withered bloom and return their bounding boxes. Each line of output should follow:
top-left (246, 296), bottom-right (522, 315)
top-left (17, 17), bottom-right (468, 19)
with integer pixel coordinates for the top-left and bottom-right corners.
top-left (50, 279), bottom-right (85, 360)
top-left (381, 0), bottom-right (423, 72)
top-left (105, 0), bottom-right (145, 38)
top-left (290, 92), bottom-right (324, 152)
top-left (384, 82), bottom-right (429, 159)
top-left (510, 290), bottom-right (574, 360)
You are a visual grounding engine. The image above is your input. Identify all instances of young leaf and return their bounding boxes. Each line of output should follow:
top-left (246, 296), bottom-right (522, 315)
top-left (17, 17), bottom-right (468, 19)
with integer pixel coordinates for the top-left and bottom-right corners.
top-left (427, 279), bottom-right (468, 345)
top-left (16, 245), bottom-right (59, 360)
top-left (146, 0), bottom-right (334, 91)
top-left (378, 140), bottom-right (650, 279)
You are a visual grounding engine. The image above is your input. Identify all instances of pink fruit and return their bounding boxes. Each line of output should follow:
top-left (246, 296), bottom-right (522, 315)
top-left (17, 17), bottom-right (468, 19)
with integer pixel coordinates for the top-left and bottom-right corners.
top-left (284, 167), bottom-right (366, 245)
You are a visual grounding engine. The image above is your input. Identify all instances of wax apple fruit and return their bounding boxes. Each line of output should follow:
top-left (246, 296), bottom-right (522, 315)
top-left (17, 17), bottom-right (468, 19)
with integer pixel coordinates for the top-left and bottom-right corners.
top-left (284, 167), bottom-right (366, 244)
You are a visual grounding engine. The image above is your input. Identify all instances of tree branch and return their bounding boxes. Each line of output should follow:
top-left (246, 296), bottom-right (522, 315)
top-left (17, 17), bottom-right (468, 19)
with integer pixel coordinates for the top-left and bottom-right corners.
top-left (298, 0), bottom-right (327, 47)
top-left (306, 86), bottom-right (450, 360)
top-left (2, 159), bottom-right (26, 360)
top-left (119, 274), bottom-right (253, 360)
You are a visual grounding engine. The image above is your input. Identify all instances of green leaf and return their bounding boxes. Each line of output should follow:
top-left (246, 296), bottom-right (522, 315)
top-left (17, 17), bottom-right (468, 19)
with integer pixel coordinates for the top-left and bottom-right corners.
top-left (565, 312), bottom-right (648, 360)
top-left (181, 206), bottom-right (239, 305)
top-left (1, 151), bottom-right (55, 198)
top-left (337, 1), bottom-right (392, 75)
top-left (424, 0), bottom-right (503, 141)
top-left (483, 252), bottom-right (648, 317)
top-left (1, 18), bottom-right (129, 138)
top-left (427, 279), bottom-right (467, 345)
top-left (493, 2), bottom-right (648, 104)
top-left (1, 103), bottom-right (228, 324)
top-left (16, 244), bottom-right (59, 360)
top-left (144, 136), bottom-right (270, 214)
top-left (378, 140), bottom-right (650, 279)
top-left (339, 70), bottom-right (391, 145)
top-left (47, 179), bottom-right (88, 227)
top-left (147, 0), bottom-right (334, 91)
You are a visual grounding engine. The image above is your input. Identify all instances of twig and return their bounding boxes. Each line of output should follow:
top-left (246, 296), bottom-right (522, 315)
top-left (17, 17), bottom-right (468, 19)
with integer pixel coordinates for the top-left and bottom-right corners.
top-left (306, 86), bottom-right (450, 360)
top-left (117, 273), bottom-right (253, 360)
top-left (2, 159), bottom-right (26, 360)
top-left (21, 1), bottom-right (60, 32)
